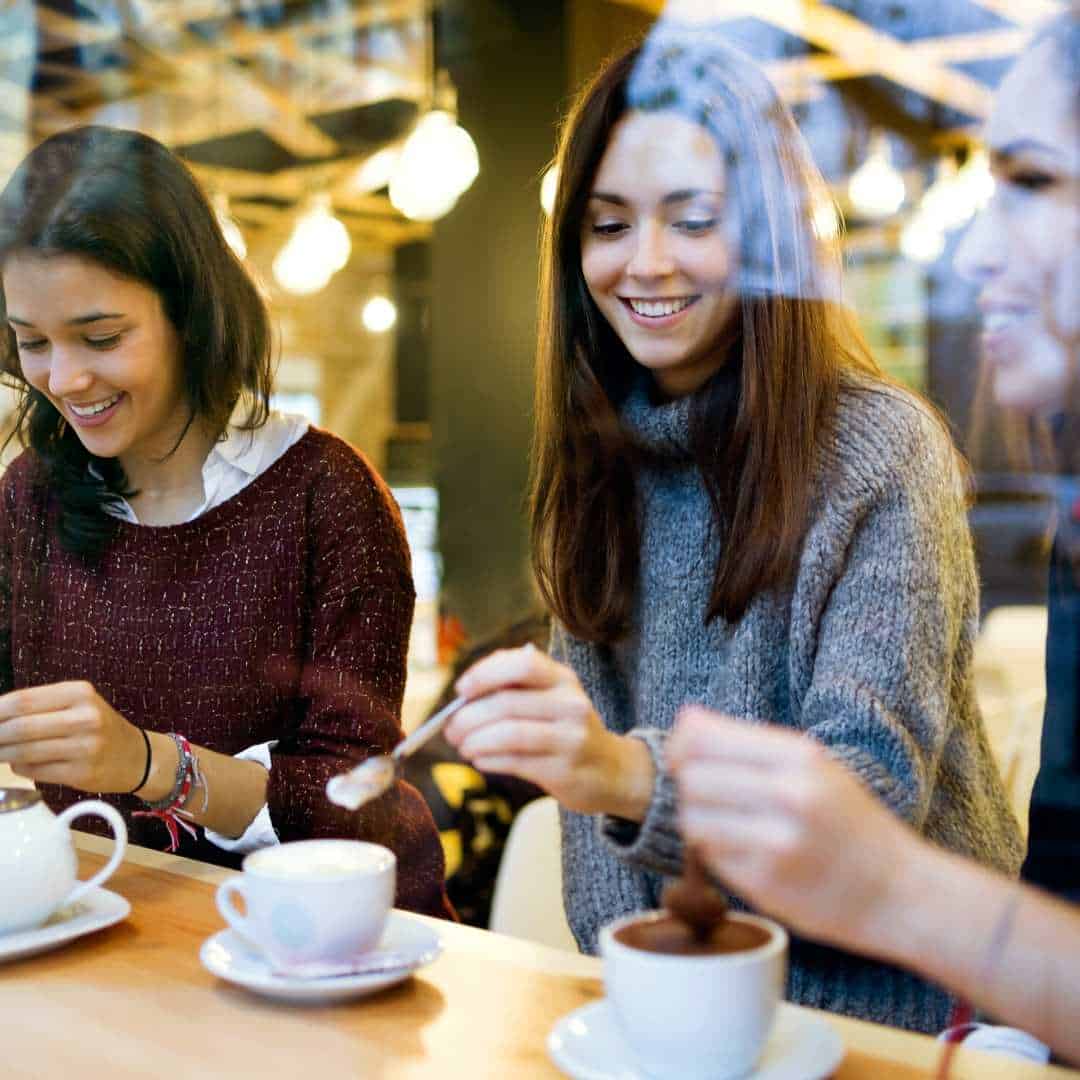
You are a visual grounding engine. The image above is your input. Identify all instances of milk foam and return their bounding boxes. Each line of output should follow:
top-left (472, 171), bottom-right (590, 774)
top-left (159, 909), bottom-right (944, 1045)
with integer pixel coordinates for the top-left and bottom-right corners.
top-left (246, 840), bottom-right (391, 880)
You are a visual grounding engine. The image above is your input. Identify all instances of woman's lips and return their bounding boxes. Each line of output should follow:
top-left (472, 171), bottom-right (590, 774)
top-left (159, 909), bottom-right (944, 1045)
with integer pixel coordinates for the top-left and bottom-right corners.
top-left (66, 393), bottom-right (124, 429)
top-left (620, 296), bottom-right (701, 328)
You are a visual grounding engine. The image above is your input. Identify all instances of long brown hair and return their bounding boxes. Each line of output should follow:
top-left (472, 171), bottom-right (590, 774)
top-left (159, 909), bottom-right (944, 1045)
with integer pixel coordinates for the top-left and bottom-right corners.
top-left (0, 126), bottom-right (273, 560)
top-left (532, 37), bottom-right (881, 643)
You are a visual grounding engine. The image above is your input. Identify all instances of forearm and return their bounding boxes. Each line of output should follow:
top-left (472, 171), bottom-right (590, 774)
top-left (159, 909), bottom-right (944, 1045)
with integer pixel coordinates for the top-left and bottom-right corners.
top-left (856, 837), bottom-right (1080, 1063)
top-left (140, 732), bottom-right (268, 839)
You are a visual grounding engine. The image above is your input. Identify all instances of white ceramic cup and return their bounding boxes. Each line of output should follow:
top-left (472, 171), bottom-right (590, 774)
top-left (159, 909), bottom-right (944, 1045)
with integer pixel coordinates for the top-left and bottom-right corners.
top-left (215, 839), bottom-right (396, 971)
top-left (600, 910), bottom-right (788, 1080)
top-left (0, 790), bottom-right (128, 936)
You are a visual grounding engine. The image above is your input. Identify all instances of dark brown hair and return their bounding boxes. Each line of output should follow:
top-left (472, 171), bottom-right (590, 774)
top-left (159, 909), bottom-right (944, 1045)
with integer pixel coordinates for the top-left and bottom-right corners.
top-left (531, 39), bottom-right (882, 643)
top-left (0, 125), bottom-right (273, 559)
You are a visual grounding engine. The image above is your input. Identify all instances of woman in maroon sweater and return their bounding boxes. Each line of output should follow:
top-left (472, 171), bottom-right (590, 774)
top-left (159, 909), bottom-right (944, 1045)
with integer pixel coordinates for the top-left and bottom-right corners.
top-left (0, 126), bottom-right (451, 919)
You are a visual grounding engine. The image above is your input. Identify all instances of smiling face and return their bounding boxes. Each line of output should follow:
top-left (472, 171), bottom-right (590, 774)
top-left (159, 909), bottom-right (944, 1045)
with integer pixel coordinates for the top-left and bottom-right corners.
top-left (580, 110), bottom-right (739, 398)
top-left (3, 252), bottom-right (190, 471)
top-left (954, 37), bottom-right (1080, 414)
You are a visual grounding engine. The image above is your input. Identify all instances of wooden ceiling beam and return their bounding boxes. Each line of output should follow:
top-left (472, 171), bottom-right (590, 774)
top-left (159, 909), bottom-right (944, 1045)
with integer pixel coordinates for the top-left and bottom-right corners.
top-left (966, 0), bottom-right (1066, 25)
top-left (607, 0), bottom-right (998, 117)
top-left (765, 26), bottom-right (1031, 89)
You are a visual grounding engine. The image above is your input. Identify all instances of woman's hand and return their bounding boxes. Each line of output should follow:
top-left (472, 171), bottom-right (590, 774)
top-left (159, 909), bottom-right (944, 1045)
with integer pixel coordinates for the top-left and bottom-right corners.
top-left (668, 706), bottom-right (919, 951)
top-left (0, 681), bottom-right (149, 794)
top-left (444, 644), bottom-right (654, 820)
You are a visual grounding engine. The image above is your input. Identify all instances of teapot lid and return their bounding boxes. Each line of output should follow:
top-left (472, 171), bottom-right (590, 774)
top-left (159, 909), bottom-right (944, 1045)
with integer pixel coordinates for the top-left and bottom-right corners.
top-left (0, 788), bottom-right (42, 813)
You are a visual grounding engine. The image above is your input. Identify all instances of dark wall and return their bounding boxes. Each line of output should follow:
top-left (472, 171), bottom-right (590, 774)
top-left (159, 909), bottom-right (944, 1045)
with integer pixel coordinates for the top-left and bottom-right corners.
top-left (430, 0), bottom-right (569, 637)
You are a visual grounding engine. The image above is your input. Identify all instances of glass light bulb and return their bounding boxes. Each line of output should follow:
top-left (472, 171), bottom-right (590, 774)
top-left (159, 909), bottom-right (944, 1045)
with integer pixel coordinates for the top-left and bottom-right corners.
top-left (848, 132), bottom-right (906, 220)
top-left (362, 295), bottom-right (397, 333)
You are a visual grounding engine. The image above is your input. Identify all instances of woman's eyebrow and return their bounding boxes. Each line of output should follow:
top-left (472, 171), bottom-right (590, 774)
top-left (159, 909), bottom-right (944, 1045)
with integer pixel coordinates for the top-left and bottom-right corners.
top-left (991, 139), bottom-right (1065, 167)
top-left (8, 311), bottom-right (124, 327)
top-left (589, 188), bottom-right (722, 205)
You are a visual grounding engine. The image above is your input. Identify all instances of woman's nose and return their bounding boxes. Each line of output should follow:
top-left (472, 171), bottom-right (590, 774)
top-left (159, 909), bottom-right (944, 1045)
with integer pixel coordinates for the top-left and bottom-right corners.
top-left (626, 221), bottom-right (675, 280)
top-left (954, 200), bottom-right (1006, 286)
top-left (46, 347), bottom-right (94, 398)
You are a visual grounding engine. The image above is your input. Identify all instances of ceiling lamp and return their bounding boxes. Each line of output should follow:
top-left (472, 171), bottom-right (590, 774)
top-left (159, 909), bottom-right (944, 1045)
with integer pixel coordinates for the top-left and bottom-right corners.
top-left (389, 71), bottom-right (479, 222)
top-left (362, 295), bottom-right (398, 333)
top-left (212, 192), bottom-right (247, 260)
top-left (848, 130), bottom-right (906, 220)
top-left (540, 164), bottom-right (559, 217)
top-left (900, 210), bottom-right (946, 264)
top-left (919, 158), bottom-right (971, 233)
top-left (347, 145), bottom-right (403, 196)
top-left (272, 194), bottom-right (351, 296)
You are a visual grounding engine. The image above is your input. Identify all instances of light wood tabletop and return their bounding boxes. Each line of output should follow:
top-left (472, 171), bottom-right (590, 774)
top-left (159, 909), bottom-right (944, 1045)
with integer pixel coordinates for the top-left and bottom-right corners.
top-left (0, 833), bottom-right (1076, 1080)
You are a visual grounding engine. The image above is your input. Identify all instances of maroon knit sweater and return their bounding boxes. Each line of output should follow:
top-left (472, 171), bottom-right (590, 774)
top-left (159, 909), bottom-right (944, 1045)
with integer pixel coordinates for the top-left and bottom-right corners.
top-left (0, 428), bottom-right (453, 919)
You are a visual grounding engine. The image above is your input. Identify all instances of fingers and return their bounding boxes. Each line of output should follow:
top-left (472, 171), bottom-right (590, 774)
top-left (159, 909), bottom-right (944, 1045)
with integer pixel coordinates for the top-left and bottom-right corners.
top-left (0, 735), bottom-right (89, 767)
top-left (0, 681), bottom-right (96, 721)
top-left (454, 644), bottom-right (569, 699)
top-left (0, 709), bottom-right (99, 746)
top-left (453, 718), bottom-right (556, 762)
top-left (669, 706), bottom-right (822, 772)
top-left (445, 686), bottom-right (587, 744)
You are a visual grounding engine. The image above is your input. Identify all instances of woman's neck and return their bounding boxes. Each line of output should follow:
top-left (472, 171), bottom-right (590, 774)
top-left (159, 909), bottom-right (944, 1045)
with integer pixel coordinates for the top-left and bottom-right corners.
top-left (119, 416), bottom-right (220, 525)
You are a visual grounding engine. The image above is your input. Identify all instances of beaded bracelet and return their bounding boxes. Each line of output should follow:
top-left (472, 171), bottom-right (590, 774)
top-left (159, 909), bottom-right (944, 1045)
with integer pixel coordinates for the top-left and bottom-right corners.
top-left (132, 733), bottom-right (204, 853)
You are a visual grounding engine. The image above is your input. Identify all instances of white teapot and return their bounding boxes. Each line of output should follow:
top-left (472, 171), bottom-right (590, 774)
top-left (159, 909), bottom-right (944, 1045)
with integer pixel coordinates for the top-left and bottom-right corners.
top-left (0, 788), bottom-right (127, 936)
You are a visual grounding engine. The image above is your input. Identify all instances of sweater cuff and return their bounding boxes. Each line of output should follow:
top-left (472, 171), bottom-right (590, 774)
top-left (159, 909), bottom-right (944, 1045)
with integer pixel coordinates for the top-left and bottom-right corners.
top-left (598, 727), bottom-right (683, 876)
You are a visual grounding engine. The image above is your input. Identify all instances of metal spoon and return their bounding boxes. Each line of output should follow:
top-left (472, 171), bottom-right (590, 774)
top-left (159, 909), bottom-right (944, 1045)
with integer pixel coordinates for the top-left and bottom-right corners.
top-left (326, 696), bottom-right (467, 811)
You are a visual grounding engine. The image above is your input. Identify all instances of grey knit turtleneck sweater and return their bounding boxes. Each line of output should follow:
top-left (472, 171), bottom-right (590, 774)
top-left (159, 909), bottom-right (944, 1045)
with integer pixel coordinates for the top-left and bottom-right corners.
top-left (553, 373), bottom-right (1024, 1035)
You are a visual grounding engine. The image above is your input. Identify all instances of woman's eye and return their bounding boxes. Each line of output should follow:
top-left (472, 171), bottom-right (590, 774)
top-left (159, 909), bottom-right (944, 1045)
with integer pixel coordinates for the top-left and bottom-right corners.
top-left (15, 339), bottom-right (47, 352)
top-left (86, 334), bottom-right (122, 350)
top-left (591, 221), bottom-right (629, 236)
top-left (1008, 171), bottom-right (1055, 192)
top-left (676, 217), bottom-right (719, 234)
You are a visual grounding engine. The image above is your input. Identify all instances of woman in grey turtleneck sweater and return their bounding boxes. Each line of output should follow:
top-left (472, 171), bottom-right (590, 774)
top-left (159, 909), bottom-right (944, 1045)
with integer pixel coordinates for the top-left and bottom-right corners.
top-left (445, 31), bottom-right (1023, 1035)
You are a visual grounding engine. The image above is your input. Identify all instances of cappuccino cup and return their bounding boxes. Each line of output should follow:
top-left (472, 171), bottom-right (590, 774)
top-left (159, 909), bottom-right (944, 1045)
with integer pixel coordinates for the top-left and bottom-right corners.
top-left (216, 839), bottom-right (395, 972)
top-left (600, 910), bottom-right (788, 1080)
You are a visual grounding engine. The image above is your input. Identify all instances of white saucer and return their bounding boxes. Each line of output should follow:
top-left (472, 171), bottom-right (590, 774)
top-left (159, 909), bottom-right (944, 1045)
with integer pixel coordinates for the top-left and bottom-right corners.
top-left (0, 887), bottom-right (131, 964)
top-left (200, 911), bottom-right (443, 1004)
top-left (548, 999), bottom-right (844, 1080)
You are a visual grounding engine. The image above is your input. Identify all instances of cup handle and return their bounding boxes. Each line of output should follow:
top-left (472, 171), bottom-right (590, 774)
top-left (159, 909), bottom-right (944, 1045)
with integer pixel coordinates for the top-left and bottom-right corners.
top-left (216, 878), bottom-right (257, 944)
top-left (56, 800), bottom-right (128, 908)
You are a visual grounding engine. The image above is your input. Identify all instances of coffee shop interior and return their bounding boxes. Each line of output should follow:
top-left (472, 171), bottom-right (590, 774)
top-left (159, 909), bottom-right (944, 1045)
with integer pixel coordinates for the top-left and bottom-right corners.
top-left (0, 0), bottom-right (1076, 1073)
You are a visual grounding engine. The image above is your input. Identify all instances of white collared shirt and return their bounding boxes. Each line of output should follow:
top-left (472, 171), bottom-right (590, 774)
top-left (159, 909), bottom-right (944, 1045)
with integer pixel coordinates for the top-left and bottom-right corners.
top-left (107, 411), bottom-right (309, 854)
top-left (108, 411), bottom-right (309, 526)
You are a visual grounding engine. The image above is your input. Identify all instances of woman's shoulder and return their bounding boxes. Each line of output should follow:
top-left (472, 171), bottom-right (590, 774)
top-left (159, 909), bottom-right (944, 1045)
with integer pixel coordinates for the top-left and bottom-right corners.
top-left (277, 426), bottom-right (387, 495)
top-left (284, 426), bottom-right (404, 530)
top-left (0, 447), bottom-right (47, 506)
top-left (825, 372), bottom-right (962, 493)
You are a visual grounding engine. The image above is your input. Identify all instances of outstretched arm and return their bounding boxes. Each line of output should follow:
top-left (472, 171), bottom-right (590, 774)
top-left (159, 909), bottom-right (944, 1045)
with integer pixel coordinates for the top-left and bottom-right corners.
top-left (669, 707), bottom-right (1080, 1064)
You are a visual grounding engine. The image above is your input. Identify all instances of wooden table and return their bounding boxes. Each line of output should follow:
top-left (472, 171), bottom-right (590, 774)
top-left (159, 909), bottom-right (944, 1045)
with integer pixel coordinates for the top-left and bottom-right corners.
top-left (0, 835), bottom-right (1076, 1080)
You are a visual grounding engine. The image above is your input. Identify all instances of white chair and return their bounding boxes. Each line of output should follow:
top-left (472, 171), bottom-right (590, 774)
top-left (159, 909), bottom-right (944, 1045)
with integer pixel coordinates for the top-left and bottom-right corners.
top-left (973, 604), bottom-right (1049, 838)
top-left (488, 796), bottom-right (579, 953)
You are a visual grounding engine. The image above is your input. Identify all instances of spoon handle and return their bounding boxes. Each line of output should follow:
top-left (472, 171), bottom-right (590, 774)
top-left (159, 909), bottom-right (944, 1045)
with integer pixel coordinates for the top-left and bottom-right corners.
top-left (392, 696), bottom-right (468, 763)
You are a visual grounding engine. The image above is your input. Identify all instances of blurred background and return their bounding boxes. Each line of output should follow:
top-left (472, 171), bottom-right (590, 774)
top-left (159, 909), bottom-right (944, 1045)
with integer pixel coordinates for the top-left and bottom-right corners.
top-left (0, 0), bottom-right (1061, 652)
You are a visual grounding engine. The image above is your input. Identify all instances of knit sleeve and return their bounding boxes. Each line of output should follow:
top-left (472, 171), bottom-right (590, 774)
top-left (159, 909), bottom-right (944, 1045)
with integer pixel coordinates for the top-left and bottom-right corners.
top-left (793, 398), bottom-right (1001, 839)
top-left (263, 442), bottom-right (451, 917)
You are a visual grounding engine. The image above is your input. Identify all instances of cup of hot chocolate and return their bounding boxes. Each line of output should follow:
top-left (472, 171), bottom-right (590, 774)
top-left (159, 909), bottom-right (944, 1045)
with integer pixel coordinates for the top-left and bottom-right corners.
top-left (215, 839), bottom-right (395, 974)
top-left (600, 909), bottom-right (788, 1080)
